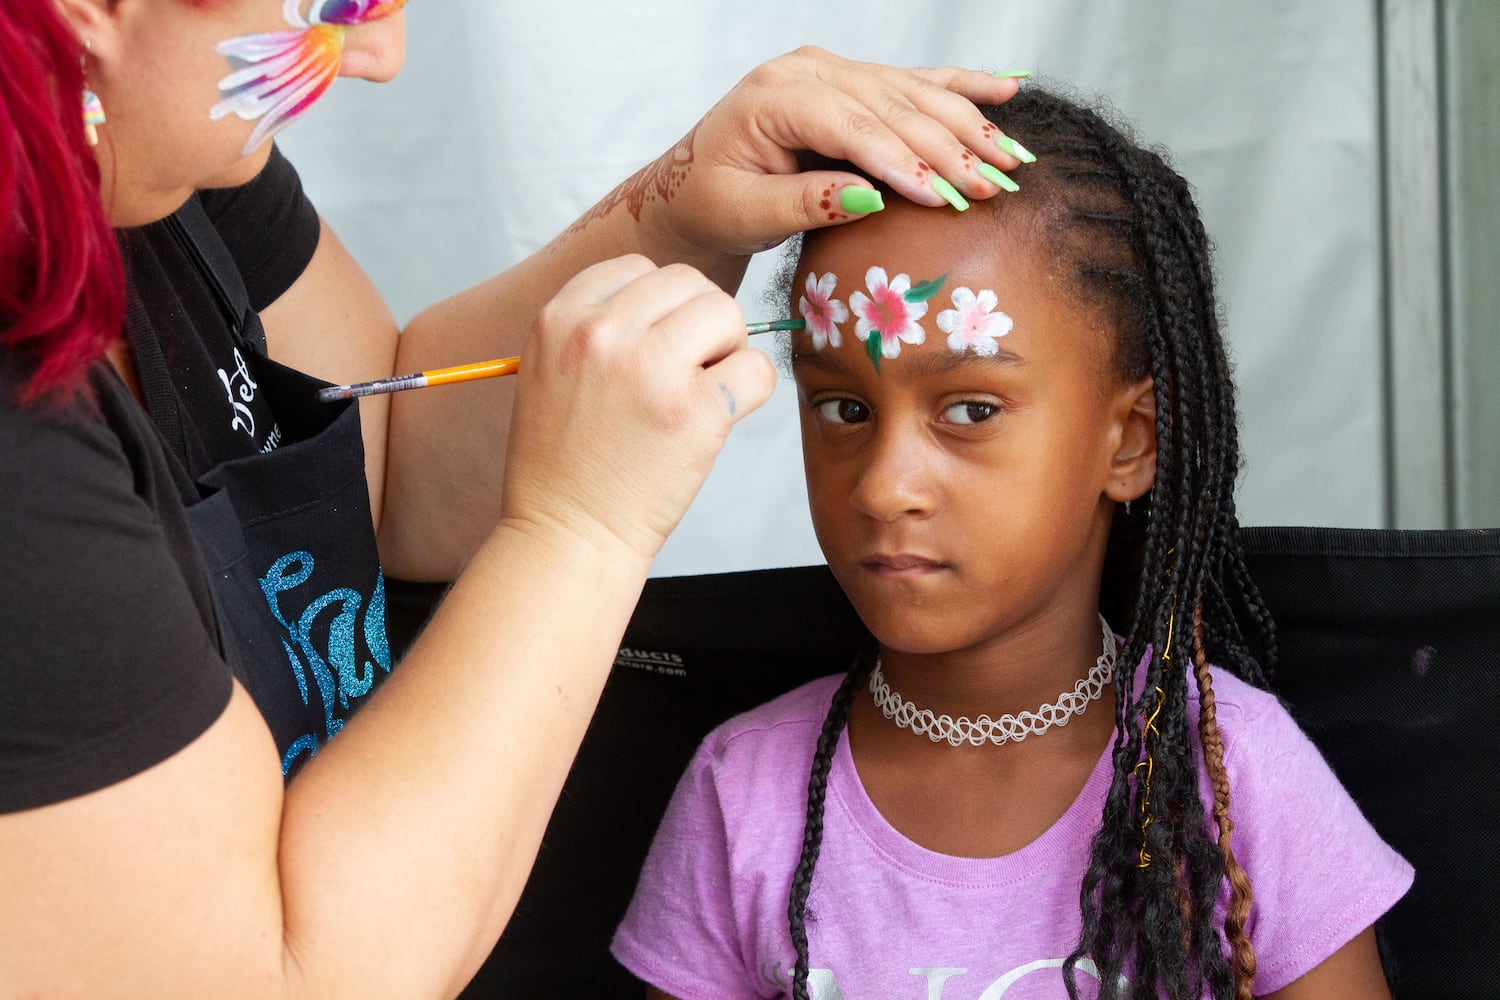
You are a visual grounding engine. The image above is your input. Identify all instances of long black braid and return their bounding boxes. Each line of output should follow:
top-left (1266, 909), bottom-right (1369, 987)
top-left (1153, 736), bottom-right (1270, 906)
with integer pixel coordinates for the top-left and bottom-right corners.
top-left (787, 648), bottom-right (876, 996)
top-left (784, 86), bottom-right (1277, 1000)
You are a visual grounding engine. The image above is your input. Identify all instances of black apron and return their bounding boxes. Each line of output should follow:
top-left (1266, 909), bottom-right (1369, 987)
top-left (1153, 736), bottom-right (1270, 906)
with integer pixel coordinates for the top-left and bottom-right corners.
top-left (124, 199), bottom-right (393, 778)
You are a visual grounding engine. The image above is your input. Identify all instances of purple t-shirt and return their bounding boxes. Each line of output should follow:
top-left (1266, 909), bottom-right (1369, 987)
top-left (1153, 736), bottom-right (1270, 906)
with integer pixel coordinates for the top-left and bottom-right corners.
top-left (612, 666), bottom-right (1412, 1000)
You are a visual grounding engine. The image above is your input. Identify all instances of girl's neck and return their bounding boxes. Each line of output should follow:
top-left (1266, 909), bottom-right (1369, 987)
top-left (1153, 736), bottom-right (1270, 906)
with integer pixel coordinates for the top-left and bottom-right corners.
top-left (845, 612), bottom-right (1120, 857)
top-left (873, 606), bottom-right (1113, 722)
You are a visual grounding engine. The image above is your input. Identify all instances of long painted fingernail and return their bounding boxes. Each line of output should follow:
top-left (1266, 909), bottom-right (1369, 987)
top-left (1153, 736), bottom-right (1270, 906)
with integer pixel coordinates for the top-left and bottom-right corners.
top-left (838, 185), bottom-right (885, 215)
top-left (993, 134), bottom-right (1036, 164)
top-left (993, 69), bottom-right (1033, 79)
top-left (930, 176), bottom-right (969, 212)
top-left (976, 163), bottom-right (1020, 193)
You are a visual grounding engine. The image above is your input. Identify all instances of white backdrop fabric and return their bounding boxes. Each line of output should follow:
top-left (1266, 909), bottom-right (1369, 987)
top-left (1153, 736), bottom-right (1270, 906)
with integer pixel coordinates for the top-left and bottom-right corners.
top-left (280, 0), bottom-right (1383, 577)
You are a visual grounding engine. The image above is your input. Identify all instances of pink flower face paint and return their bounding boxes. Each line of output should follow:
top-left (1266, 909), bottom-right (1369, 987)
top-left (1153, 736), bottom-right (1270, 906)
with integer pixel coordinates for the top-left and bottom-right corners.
top-left (850, 267), bottom-right (945, 372)
top-left (937, 286), bottom-right (1014, 357)
top-left (800, 269), bottom-right (1014, 371)
top-left (212, 0), bottom-right (409, 154)
top-left (798, 272), bottom-right (850, 350)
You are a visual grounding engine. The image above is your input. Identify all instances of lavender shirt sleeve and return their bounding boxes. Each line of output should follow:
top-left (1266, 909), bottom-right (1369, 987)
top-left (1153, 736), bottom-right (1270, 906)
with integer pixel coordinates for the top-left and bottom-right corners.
top-left (612, 740), bottom-right (767, 1000)
top-left (1224, 684), bottom-right (1414, 993)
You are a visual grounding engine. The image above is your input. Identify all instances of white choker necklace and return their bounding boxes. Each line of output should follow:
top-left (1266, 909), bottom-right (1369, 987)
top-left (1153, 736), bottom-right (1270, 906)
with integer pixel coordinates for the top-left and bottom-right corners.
top-left (869, 616), bottom-right (1117, 747)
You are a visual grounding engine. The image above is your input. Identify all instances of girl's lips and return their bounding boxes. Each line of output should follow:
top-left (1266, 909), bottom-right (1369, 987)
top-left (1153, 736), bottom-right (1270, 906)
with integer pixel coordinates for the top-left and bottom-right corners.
top-left (861, 553), bottom-right (948, 574)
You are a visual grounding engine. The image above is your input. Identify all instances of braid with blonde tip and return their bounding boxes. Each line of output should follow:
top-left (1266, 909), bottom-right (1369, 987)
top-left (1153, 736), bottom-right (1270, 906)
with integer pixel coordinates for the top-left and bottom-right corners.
top-left (1193, 604), bottom-right (1257, 1000)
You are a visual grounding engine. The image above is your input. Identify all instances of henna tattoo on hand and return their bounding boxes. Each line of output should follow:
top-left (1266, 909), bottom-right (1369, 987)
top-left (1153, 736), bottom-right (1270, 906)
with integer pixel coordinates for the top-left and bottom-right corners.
top-left (561, 121), bottom-right (703, 241)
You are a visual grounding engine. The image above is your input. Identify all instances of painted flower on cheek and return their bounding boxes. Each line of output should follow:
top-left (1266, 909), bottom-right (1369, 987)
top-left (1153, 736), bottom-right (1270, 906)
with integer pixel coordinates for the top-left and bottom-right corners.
top-left (799, 272), bottom-right (849, 350)
top-left (937, 286), bottom-right (1014, 356)
top-left (850, 267), bottom-right (938, 370)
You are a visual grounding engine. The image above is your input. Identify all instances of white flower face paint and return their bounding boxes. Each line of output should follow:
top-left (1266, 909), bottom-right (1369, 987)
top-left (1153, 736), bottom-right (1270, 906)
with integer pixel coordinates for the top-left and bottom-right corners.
top-left (799, 268), bottom-right (1014, 370)
top-left (798, 272), bottom-right (849, 351)
top-left (937, 286), bottom-right (1015, 357)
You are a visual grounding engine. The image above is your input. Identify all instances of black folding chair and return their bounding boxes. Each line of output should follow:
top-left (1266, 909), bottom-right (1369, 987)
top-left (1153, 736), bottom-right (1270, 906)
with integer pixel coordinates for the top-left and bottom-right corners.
top-left (382, 526), bottom-right (1500, 999)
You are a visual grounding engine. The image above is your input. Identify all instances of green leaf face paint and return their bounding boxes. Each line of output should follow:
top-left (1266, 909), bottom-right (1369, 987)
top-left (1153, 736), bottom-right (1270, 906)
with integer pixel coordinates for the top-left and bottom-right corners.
top-left (904, 275), bottom-right (949, 304)
top-left (850, 267), bottom-right (937, 370)
top-left (801, 268), bottom-right (1013, 371)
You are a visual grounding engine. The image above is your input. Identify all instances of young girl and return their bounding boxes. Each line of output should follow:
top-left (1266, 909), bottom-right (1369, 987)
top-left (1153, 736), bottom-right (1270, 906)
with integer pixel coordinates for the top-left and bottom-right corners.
top-left (611, 87), bottom-right (1413, 1000)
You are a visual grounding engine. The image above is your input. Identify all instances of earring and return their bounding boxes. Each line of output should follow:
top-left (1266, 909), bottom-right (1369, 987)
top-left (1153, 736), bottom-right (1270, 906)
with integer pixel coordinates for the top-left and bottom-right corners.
top-left (81, 39), bottom-right (105, 146)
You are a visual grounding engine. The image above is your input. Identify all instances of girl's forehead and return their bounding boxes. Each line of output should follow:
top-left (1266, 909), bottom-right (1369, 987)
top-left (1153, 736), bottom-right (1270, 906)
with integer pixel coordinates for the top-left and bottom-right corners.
top-left (792, 202), bottom-right (1053, 371)
top-left (799, 202), bottom-right (1013, 290)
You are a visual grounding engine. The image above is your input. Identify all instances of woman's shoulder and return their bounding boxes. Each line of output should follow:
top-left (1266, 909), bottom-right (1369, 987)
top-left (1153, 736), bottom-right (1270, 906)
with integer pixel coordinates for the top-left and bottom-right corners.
top-left (0, 361), bottom-right (231, 814)
top-left (1, 361), bottom-right (123, 477)
top-left (197, 144), bottom-right (321, 311)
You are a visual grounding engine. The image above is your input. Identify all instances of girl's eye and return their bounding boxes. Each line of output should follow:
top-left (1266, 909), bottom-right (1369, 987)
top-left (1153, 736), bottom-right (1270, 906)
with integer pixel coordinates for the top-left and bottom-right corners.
top-left (943, 401), bottom-right (1000, 425)
top-left (814, 398), bottom-right (870, 424)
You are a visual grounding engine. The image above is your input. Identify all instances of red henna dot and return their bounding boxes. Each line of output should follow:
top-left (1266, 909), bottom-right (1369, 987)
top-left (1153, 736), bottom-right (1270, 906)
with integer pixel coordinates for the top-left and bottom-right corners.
top-left (820, 200), bottom-right (831, 210)
top-left (917, 161), bottom-right (930, 171)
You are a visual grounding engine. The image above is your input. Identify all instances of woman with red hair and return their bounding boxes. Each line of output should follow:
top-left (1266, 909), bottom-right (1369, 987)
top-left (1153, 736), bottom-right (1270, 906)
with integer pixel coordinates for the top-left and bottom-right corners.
top-left (0, 0), bottom-right (1029, 993)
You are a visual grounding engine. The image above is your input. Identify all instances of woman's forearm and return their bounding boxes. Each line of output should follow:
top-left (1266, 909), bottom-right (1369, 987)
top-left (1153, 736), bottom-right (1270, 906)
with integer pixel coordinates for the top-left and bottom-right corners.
top-left (278, 517), bottom-right (652, 994)
top-left (378, 162), bottom-right (750, 580)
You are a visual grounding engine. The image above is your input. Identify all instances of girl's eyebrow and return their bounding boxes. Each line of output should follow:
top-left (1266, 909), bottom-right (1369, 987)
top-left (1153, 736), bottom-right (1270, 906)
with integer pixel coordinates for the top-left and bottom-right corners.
top-left (905, 344), bottom-right (1028, 375)
top-left (789, 350), bottom-right (852, 374)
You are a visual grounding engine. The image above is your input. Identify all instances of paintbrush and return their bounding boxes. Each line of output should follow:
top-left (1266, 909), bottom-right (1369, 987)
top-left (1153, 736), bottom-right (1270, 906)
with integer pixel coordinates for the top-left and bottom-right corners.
top-left (316, 319), bottom-right (806, 403)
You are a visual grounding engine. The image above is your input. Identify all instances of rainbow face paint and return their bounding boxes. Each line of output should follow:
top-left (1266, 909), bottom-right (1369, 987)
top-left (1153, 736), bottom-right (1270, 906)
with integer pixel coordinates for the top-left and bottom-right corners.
top-left (212, 0), bottom-right (409, 154)
top-left (800, 269), bottom-right (1014, 371)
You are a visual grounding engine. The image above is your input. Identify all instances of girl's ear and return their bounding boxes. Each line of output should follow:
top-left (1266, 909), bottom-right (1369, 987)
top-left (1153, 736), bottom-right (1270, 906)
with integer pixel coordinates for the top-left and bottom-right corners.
top-left (1104, 375), bottom-right (1156, 503)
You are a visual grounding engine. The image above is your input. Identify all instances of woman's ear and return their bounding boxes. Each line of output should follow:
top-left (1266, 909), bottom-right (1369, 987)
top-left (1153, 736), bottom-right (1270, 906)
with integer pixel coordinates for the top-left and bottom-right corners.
top-left (1104, 375), bottom-right (1156, 503)
top-left (52, 0), bottom-right (118, 57)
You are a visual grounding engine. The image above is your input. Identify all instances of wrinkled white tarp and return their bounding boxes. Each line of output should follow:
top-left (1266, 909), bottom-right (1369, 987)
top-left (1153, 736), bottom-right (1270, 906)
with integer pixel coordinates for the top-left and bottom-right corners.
top-left (281, 0), bottom-right (1382, 576)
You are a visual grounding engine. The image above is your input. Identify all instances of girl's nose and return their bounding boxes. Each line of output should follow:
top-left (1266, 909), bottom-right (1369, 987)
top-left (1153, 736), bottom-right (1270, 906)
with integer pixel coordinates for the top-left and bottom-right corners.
top-left (847, 424), bottom-right (935, 522)
top-left (338, 10), bottom-right (407, 83)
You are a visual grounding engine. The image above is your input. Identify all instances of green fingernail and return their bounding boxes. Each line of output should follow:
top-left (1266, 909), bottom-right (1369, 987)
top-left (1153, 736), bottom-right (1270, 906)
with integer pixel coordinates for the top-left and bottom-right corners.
top-left (994, 133), bottom-right (1037, 164)
top-left (993, 69), bottom-right (1033, 79)
top-left (930, 175), bottom-right (969, 212)
top-left (976, 162), bottom-right (1020, 193)
top-left (838, 185), bottom-right (885, 215)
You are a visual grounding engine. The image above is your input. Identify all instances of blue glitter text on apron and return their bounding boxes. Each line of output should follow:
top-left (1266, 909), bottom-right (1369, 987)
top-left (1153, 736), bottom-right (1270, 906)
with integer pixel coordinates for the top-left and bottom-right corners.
top-left (259, 551), bottom-right (391, 774)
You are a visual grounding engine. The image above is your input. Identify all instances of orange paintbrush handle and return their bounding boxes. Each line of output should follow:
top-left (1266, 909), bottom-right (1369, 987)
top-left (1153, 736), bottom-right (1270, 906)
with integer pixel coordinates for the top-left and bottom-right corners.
top-left (314, 318), bottom-right (804, 404)
top-left (422, 356), bottom-right (521, 386)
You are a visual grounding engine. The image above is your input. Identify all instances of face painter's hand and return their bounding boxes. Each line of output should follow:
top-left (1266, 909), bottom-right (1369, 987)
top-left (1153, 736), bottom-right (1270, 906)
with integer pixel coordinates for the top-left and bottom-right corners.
top-left (500, 255), bottom-right (775, 562)
top-left (650, 46), bottom-right (1032, 256)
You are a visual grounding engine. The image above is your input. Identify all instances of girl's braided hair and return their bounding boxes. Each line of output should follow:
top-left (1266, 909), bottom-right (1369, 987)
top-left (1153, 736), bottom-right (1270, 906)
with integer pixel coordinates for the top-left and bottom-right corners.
top-left (786, 85), bottom-right (1276, 1000)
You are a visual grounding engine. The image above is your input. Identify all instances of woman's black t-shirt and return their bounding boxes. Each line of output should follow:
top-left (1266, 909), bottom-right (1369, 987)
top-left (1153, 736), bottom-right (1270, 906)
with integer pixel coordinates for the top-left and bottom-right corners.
top-left (0, 147), bottom-right (344, 813)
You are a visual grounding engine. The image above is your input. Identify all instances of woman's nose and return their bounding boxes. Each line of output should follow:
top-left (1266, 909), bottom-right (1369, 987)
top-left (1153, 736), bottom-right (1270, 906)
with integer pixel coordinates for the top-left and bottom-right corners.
top-left (338, 10), bottom-right (407, 83)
